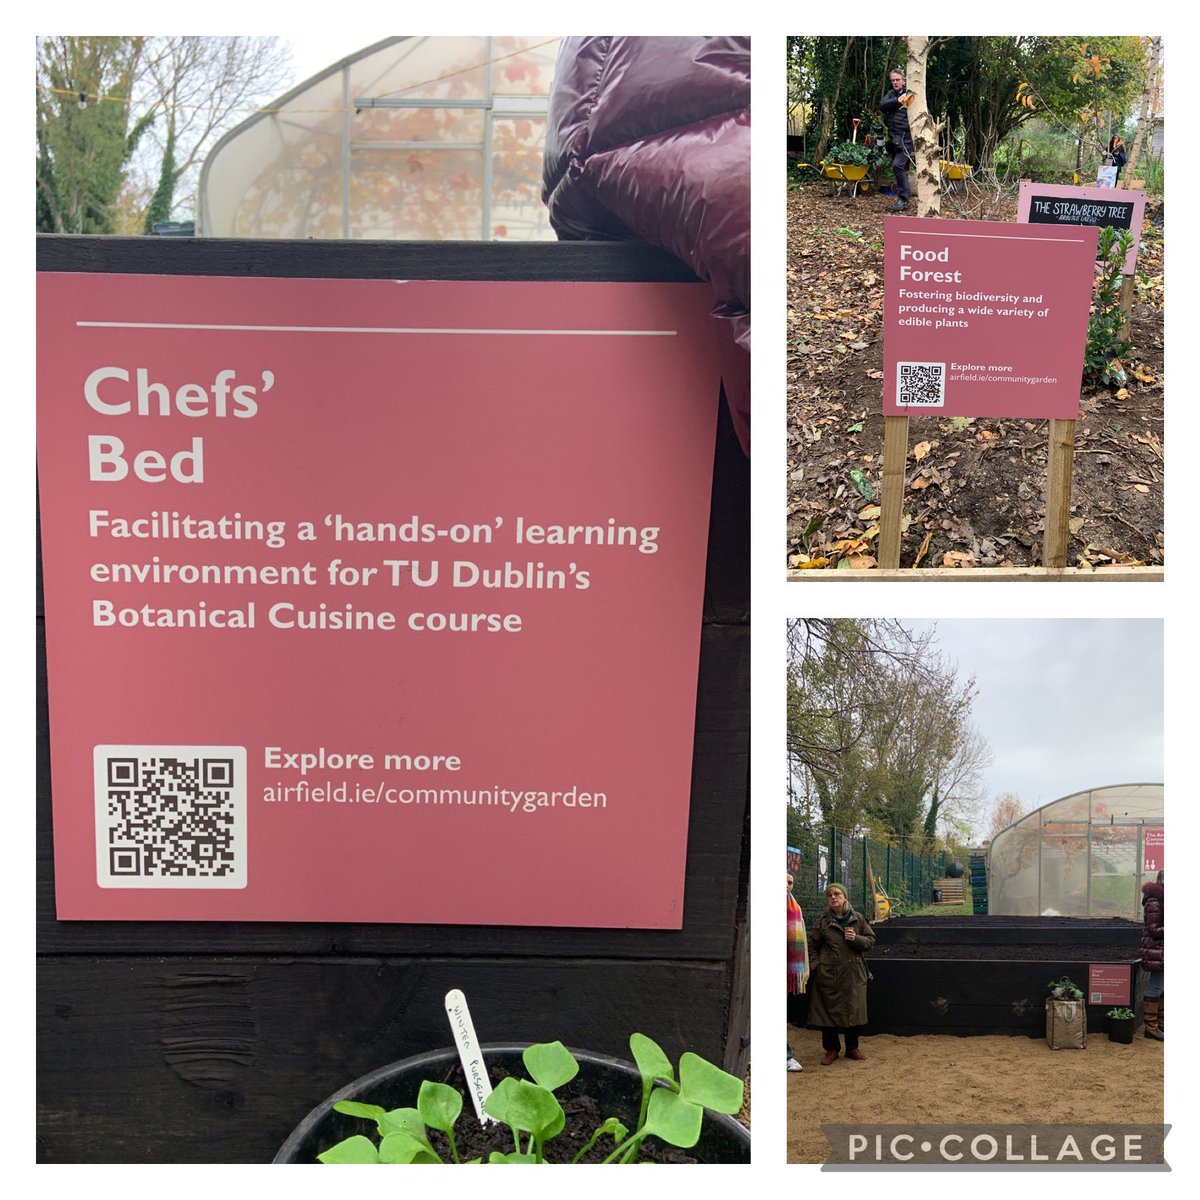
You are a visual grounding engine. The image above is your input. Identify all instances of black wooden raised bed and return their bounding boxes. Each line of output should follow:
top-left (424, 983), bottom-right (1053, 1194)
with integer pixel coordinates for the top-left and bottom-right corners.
top-left (865, 916), bottom-right (1143, 1037)
top-left (789, 916), bottom-right (1144, 1038)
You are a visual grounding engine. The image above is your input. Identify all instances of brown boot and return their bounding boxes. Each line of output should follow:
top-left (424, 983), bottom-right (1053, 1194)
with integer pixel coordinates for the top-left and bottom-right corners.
top-left (820, 1050), bottom-right (839, 1066)
top-left (1144, 998), bottom-right (1164, 1041)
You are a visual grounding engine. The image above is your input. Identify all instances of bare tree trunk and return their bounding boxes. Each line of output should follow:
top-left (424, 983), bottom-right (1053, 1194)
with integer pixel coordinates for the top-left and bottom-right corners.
top-left (906, 37), bottom-right (942, 218)
top-left (1126, 36), bottom-right (1161, 182)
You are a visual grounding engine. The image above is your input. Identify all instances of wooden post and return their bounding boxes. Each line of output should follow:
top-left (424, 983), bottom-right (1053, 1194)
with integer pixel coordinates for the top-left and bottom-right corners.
top-left (878, 415), bottom-right (910, 568)
top-left (1044, 418), bottom-right (1077, 568)
top-left (1118, 180), bottom-right (1146, 340)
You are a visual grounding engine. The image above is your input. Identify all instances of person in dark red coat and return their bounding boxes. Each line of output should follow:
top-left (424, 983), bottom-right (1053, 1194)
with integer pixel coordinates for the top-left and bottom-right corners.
top-left (542, 37), bottom-right (750, 455)
top-left (1140, 871), bottom-right (1163, 1040)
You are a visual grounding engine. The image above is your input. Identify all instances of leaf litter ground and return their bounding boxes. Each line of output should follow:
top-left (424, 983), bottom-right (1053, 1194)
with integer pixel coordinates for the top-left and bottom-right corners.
top-left (786, 182), bottom-right (1164, 571)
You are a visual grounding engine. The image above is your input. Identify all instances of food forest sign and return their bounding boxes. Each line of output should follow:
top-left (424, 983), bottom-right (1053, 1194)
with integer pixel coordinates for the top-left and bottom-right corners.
top-left (38, 273), bottom-right (721, 927)
top-left (884, 215), bottom-right (1098, 420)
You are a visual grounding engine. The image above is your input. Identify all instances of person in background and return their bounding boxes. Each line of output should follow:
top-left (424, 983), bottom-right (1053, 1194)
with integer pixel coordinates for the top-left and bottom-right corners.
top-left (542, 37), bottom-right (750, 455)
top-left (787, 871), bottom-right (807, 1072)
top-left (879, 68), bottom-right (915, 212)
top-left (1108, 134), bottom-right (1129, 181)
top-left (1141, 869), bottom-right (1163, 1040)
top-left (807, 883), bottom-right (875, 1064)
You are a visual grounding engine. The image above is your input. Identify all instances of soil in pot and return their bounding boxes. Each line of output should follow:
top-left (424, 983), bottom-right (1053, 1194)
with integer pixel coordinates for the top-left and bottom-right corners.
top-left (424, 1063), bottom-right (700, 1164)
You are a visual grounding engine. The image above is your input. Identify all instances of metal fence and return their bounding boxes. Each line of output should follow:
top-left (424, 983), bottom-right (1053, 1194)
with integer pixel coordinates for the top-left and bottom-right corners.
top-left (787, 828), bottom-right (945, 920)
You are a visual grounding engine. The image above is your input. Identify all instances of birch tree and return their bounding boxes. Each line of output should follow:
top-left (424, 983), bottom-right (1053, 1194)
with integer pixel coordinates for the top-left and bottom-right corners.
top-left (905, 37), bottom-right (942, 218)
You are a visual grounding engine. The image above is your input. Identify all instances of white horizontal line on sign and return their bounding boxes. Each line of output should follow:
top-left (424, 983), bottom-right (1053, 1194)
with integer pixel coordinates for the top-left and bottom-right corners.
top-left (75, 321), bottom-right (678, 336)
top-left (904, 231), bottom-right (1089, 244)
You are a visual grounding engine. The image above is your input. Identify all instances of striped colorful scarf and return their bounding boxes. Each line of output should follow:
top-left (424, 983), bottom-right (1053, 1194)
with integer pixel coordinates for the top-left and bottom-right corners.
top-left (788, 893), bottom-right (809, 994)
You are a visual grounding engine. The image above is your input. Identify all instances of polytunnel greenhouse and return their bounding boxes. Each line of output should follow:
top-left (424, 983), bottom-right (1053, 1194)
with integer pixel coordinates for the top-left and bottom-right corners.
top-left (198, 36), bottom-right (560, 241)
top-left (987, 783), bottom-right (1163, 919)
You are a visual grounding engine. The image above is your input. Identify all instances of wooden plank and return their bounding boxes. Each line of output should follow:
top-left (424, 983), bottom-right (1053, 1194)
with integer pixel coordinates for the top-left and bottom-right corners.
top-left (36, 233), bottom-right (699, 284)
top-left (1042, 418), bottom-right (1077, 569)
top-left (877, 415), bottom-right (910, 568)
top-left (37, 955), bottom-right (732, 1163)
top-left (787, 565), bottom-right (1162, 582)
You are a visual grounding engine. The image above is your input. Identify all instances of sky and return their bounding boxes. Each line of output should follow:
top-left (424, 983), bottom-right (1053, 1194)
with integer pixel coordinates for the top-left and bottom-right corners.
top-left (906, 618), bottom-right (1163, 833)
top-left (285, 35), bottom-right (399, 90)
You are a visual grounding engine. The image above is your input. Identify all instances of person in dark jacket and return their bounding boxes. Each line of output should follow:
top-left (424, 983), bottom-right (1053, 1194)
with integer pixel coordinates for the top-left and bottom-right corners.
top-left (880, 68), bottom-right (915, 212)
top-left (542, 37), bottom-right (750, 455)
top-left (1108, 134), bottom-right (1129, 181)
top-left (1140, 870), bottom-right (1163, 1040)
top-left (807, 883), bottom-right (875, 1064)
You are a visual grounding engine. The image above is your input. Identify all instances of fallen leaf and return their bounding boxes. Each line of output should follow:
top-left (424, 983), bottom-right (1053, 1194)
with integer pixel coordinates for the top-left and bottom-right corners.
top-left (866, 370), bottom-right (884, 380)
top-left (910, 475), bottom-right (932, 490)
top-left (844, 554), bottom-right (876, 569)
top-left (796, 557), bottom-right (831, 569)
top-left (978, 429), bottom-right (1000, 441)
top-left (913, 530), bottom-right (933, 567)
top-left (942, 550), bottom-right (975, 568)
top-left (1134, 484), bottom-right (1150, 494)
top-left (859, 504), bottom-right (882, 522)
top-left (1115, 387), bottom-right (1130, 400)
top-left (913, 440), bottom-right (932, 461)
top-left (849, 468), bottom-right (874, 501)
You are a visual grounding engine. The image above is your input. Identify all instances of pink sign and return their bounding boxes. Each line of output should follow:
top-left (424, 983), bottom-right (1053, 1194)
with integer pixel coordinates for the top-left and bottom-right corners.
top-left (1087, 963), bottom-right (1132, 1006)
top-left (883, 216), bottom-right (1097, 419)
top-left (1143, 826), bottom-right (1164, 873)
top-left (1017, 182), bottom-right (1146, 275)
top-left (37, 273), bottom-right (722, 927)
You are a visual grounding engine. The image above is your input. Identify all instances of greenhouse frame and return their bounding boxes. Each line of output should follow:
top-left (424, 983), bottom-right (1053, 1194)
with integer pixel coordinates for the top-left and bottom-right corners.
top-left (987, 782), bottom-right (1163, 919)
top-left (198, 36), bottom-right (560, 242)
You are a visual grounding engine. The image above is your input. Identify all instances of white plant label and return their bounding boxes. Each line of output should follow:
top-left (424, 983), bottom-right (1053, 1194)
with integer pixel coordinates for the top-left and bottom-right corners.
top-left (445, 988), bottom-right (493, 1124)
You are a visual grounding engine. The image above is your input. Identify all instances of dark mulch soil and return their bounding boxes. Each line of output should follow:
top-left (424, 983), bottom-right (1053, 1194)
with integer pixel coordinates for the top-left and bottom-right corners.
top-left (422, 1063), bottom-right (697, 1164)
top-left (430, 1093), bottom-right (695, 1163)
top-left (786, 179), bottom-right (1164, 570)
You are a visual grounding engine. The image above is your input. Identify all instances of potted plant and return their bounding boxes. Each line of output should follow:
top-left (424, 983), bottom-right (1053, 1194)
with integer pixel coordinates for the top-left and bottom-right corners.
top-left (276, 1035), bottom-right (750, 1164)
top-left (822, 139), bottom-right (874, 183)
top-left (1045, 976), bottom-right (1087, 1050)
top-left (1106, 1007), bottom-right (1136, 1044)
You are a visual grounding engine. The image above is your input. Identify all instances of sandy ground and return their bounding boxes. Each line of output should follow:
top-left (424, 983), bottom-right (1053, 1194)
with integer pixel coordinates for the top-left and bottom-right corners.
top-left (787, 1023), bottom-right (1164, 1163)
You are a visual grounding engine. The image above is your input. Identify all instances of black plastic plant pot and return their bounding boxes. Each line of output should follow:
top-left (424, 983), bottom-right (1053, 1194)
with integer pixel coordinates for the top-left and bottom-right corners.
top-left (1108, 1017), bottom-right (1136, 1045)
top-left (274, 1044), bottom-right (751, 1164)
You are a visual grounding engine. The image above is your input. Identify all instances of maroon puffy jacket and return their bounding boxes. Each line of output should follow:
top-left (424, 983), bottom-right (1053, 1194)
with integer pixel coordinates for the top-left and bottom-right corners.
top-left (542, 36), bottom-right (750, 453)
top-left (1140, 880), bottom-right (1163, 972)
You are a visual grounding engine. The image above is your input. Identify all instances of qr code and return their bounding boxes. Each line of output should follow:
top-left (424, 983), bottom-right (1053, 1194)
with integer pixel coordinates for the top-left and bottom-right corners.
top-left (94, 745), bottom-right (247, 889)
top-left (1090, 992), bottom-right (1103, 1003)
top-left (897, 361), bottom-right (946, 407)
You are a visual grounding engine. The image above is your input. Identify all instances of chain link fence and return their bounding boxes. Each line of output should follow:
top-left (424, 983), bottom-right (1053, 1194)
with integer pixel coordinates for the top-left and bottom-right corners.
top-left (787, 827), bottom-right (945, 920)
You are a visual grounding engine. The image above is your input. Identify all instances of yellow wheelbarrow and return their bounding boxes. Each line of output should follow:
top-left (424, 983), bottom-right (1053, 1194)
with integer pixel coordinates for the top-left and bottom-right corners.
top-left (939, 160), bottom-right (974, 190)
top-left (821, 161), bottom-right (870, 199)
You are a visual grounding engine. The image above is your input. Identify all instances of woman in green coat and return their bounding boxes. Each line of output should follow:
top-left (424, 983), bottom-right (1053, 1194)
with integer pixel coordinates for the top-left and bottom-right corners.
top-left (807, 883), bottom-right (875, 1064)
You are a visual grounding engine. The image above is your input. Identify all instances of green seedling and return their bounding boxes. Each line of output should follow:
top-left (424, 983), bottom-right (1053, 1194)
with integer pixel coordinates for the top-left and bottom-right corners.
top-left (418, 1080), bottom-right (464, 1163)
top-left (1106, 1007), bottom-right (1135, 1020)
top-left (1048, 976), bottom-right (1084, 1001)
top-left (317, 1032), bottom-right (744, 1165)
